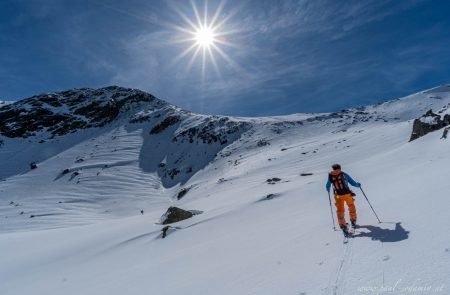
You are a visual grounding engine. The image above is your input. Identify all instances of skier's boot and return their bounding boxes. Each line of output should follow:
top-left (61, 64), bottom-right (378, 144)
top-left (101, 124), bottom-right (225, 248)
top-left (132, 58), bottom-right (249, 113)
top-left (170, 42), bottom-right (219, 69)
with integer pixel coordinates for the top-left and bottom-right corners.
top-left (351, 220), bottom-right (358, 228)
top-left (340, 224), bottom-right (349, 236)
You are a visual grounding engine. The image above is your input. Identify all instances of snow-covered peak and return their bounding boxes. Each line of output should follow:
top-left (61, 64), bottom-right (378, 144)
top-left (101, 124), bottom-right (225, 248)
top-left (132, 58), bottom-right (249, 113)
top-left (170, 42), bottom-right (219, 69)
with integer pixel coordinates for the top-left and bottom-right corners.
top-left (0, 86), bottom-right (165, 138)
top-left (2, 83), bottom-right (450, 185)
top-left (2, 83), bottom-right (450, 140)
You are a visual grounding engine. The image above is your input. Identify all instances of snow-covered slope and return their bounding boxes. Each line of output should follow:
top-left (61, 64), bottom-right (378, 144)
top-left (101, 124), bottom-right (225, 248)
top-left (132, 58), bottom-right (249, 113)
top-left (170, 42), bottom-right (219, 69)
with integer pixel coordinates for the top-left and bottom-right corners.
top-left (1, 85), bottom-right (450, 295)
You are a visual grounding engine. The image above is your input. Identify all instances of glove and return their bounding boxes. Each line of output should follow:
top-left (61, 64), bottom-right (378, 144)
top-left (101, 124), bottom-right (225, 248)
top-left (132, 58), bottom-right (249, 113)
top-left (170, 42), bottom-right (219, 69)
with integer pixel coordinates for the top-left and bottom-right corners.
top-left (356, 182), bottom-right (361, 187)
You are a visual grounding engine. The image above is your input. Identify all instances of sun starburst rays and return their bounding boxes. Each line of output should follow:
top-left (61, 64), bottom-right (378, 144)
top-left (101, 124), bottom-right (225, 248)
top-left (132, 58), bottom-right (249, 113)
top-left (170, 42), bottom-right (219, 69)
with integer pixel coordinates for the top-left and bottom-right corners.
top-left (169, 0), bottom-right (238, 80)
top-left (195, 26), bottom-right (215, 47)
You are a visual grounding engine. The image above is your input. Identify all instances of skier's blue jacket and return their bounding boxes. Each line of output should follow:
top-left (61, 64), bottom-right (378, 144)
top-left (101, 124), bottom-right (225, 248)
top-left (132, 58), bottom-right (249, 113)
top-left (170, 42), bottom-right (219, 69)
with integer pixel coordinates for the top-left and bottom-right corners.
top-left (326, 171), bottom-right (360, 193)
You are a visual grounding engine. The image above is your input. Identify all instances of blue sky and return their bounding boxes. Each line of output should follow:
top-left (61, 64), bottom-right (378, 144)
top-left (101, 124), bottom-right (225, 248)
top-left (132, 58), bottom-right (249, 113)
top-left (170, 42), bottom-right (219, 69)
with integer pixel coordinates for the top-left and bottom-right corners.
top-left (1, 0), bottom-right (450, 116)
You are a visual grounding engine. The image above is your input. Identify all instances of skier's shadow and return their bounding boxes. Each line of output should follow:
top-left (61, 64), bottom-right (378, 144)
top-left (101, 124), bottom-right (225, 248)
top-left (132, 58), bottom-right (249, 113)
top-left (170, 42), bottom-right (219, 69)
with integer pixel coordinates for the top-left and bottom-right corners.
top-left (353, 222), bottom-right (409, 242)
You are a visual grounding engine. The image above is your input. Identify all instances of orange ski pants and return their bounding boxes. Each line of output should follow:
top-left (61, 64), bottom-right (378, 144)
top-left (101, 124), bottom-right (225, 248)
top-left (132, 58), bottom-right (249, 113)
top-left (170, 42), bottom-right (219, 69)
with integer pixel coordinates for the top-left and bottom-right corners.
top-left (334, 193), bottom-right (357, 227)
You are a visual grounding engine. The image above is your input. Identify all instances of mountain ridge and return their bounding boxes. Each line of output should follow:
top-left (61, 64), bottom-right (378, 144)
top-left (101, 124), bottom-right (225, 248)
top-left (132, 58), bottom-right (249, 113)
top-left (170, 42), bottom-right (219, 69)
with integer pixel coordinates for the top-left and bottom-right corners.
top-left (2, 83), bottom-right (450, 185)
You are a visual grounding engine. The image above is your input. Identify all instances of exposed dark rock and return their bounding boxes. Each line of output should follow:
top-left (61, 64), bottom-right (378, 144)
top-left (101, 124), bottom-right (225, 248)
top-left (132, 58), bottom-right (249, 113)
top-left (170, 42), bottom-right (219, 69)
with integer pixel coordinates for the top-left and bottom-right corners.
top-left (62, 168), bottom-right (70, 175)
top-left (161, 226), bottom-right (170, 238)
top-left (160, 225), bottom-right (182, 238)
top-left (69, 171), bottom-right (80, 181)
top-left (30, 162), bottom-right (37, 170)
top-left (257, 193), bottom-right (282, 202)
top-left (173, 119), bottom-right (249, 145)
top-left (38, 95), bottom-right (63, 107)
top-left (441, 127), bottom-right (450, 139)
top-left (266, 194), bottom-right (275, 200)
top-left (167, 168), bottom-right (180, 179)
top-left (409, 110), bottom-right (448, 141)
top-left (176, 187), bottom-right (190, 200)
top-left (264, 194), bottom-right (276, 200)
top-left (0, 87), bottom-right (158, 138)
top-left (257, 139), bottom-right (270, 147)
top-left (300, 173), bottom-right (313, 176)
top-left (160, 207), bottom-right (193, 225)
top-left (266, 177), bottom-right (281, 184)
top-left (444, 114), bottom-right (450, 125)
top-left (150, 116), bottom-right (180, 134)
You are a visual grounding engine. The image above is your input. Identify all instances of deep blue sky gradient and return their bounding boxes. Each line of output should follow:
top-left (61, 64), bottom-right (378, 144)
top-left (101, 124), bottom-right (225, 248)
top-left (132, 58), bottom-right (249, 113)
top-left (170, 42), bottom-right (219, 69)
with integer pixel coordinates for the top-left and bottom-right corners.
top-left (1, 0), bottom-right (450, 116)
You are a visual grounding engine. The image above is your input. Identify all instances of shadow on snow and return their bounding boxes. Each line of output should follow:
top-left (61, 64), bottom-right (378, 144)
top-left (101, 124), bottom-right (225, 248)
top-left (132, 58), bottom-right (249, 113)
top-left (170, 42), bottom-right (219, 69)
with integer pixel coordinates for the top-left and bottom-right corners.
top-left (353, 222), bottom-right (409, 243)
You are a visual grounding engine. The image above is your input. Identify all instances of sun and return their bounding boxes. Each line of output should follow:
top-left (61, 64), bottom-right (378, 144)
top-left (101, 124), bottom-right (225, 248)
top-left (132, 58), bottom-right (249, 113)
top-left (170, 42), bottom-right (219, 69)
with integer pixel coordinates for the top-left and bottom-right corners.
top-left (169, 1), bottom-right (239, 78)
top-left (195, 26), bottom-right (216, 48)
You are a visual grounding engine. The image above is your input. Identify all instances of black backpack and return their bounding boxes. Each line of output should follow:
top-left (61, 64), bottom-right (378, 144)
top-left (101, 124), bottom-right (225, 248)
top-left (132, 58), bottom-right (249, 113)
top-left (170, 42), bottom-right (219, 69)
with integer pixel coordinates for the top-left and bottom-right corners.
top-left (329, 172), bottom-right (352, 195)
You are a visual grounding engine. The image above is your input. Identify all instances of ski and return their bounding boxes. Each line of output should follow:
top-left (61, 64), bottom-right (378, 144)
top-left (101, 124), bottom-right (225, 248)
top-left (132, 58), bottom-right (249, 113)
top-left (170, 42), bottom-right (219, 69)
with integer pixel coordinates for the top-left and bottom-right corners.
top-left (342, 228), bottom-right (351, 243)
top-left (343, 235), bottom-right (349, 244)
top-left (343, 225), bottom-right (358, 243)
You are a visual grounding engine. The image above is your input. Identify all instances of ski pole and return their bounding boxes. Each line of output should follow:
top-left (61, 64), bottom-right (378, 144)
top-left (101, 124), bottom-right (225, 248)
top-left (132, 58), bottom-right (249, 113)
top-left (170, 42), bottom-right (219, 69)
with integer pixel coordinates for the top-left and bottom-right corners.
top-left (327, 191), bottom-right (337, 230)
top-left (360, 186), bottom-right (382, 223)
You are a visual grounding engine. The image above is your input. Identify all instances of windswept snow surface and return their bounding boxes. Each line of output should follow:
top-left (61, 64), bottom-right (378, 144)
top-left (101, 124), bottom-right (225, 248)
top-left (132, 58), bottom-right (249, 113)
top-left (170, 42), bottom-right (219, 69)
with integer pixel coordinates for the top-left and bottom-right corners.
top-left (1, 85), bottom-right (450, 295)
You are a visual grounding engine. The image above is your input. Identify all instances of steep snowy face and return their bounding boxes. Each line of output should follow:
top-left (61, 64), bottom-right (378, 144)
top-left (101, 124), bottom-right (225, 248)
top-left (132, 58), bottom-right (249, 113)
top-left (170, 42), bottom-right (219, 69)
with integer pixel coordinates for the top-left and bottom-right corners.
top-left (0, 86), bottom-right (254, 187)
top-left (0, 86), bottom-right (164, 138)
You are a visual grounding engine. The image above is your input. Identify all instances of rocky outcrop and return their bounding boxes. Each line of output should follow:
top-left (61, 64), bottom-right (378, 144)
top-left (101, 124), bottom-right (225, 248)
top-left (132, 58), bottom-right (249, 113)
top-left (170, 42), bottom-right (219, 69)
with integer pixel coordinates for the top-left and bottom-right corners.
top-left (176, 187), bottom-right (190, 200)
top-left (172, 117), bottom-right (250, 145)
top-left (409, 110), bottom-right (450, 141)
top-left (266, 177), bottom-right (281, 184)
top-left (150, 116), bottom-right (181, 134)
top-left (159, 207), bottom-right (194, 224)
top-left (441, 127), bottom-right (450, 139)
top-left (0, 86), bottom-right (159, 138)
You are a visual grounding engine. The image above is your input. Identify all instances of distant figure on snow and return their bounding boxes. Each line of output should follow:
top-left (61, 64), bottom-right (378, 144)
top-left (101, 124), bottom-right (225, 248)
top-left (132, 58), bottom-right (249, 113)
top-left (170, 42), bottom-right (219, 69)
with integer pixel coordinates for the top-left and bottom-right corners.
top-left (326, 164), bottom-right (361, 235)
top-left (140, 209), bottom-right (144, 215)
